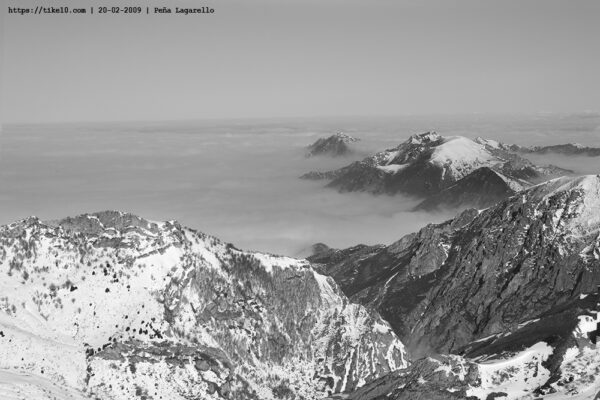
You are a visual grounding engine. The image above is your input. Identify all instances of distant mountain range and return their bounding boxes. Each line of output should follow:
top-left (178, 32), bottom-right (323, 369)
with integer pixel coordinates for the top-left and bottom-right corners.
top-left (305, 132), bottom-right (360, 157)
top-left (509, 142), bottom-right (600, 157)
top-left (302, 132), bottom-right (579, 211)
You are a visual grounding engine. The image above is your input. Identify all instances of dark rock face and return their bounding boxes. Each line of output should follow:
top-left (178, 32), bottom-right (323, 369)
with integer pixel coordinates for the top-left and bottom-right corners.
top-left (313, 175), bottom-right (600, 356)
top-left (306, 132), bottom-right (359, 157)
top-left (320, 176), bottom-right (600, 400)
top-left (345, 356), bottom-right (480, 400)
top-left (0, 212), bottom-right (407, 399)
top-left (328, 160), bottom-right (448, 197)
top-left (414, 167), bottom-right (516, 211)
top-left (407, 176), bottom-right (600, 354)
top-left (342, 293), bottom-right (600, 400)
top-left (307, 243), bottom-right (336, 259)
top-left (309, 208), bottom-right (479, 297)
top-left (302, 132), bottom-right (571, 211)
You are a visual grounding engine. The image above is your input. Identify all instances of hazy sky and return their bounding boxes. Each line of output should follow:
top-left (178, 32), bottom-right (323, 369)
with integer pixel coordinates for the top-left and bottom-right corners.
top-left (1, 0), bottom-right (599, 123)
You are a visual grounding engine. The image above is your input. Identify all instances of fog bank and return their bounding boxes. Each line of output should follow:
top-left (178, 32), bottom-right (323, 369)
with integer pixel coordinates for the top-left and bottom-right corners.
top-left (1, 114), bottom-right (598, 256)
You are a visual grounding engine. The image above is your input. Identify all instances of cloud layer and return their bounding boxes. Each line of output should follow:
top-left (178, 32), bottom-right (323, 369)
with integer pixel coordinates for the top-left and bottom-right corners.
top-left (0, 114), bottom-right (598, 256)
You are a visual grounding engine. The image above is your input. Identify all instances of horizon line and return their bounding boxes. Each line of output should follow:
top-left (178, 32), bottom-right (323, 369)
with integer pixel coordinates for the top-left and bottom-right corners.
top-left (2, 110), bottom-right (600, 126)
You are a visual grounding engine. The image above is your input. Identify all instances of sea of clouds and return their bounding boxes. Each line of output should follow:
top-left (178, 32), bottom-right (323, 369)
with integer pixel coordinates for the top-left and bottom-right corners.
top-left (1, 113), bottom-right (598, 256)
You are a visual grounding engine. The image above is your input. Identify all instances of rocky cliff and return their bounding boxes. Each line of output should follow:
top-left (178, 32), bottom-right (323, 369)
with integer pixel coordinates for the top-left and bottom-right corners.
top-left (317, 175), bottom-right (600, 398)
top-left (312, 175), bottom-right (600, 354)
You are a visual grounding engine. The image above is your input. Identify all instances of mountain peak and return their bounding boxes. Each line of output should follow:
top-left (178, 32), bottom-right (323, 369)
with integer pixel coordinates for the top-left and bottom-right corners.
top-left (429, 136), bottom-right (495, 169)
top-left (333, 131), bottom-right (359, 142)
top-left (42, 211), bottom-right (171, 237)
top-left (526, 174), bottom-right (600, 234)
top-left (407, 131), bottom-right (442, 145)
top-left (306, 132), bottom-right (360, 157)
top-left (375, 133), bottom-right (502, 174)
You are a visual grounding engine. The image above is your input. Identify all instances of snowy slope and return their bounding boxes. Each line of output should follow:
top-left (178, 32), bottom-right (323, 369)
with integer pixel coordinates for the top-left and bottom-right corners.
top-left (0, 211), bottom-right (407, 399)
top-left (0, 369), bottom-right (88, 400)
top-left (429, 136), bottom-right (498, 180)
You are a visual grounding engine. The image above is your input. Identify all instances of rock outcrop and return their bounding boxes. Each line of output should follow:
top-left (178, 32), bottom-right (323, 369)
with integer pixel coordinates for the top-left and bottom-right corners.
top-left (306, 132), bottom-right (360, 157)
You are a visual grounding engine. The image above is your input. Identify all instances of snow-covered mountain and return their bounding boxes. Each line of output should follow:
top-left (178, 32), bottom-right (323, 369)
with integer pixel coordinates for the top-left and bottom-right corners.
top-left (301, 132), bottom-right (570, 210)
top-left (314, 175), bottom-right (600, 398)
top-left (0, 211), bottom-right (407, 399)
top-left (306, 132), bottom-right (360, 157)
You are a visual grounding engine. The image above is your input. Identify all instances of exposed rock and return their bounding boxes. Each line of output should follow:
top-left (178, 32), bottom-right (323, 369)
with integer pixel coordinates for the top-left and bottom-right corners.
top-left (306, 132), bottom-right (360, 157)
top-left (414, 167), bottom-right (515, 211)
top-left (314, 175), bottom-right (600, 358)
top-left (331, 266), bottom-right (600, 399)
top-left (342, 294), bottom-right (600, 399)
top-left (345, 355), bottom-right (480, 400)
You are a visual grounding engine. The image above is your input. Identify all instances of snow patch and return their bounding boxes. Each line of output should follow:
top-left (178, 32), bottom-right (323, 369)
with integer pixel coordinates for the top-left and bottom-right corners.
top-left (251, 252), bottom-right (307, 274)
top-left (467, 342), bottom-right (553, 400)
top-left (429, 136), bottom-right (499, 180)
top-left (376, 164), bottom-right (408, 174)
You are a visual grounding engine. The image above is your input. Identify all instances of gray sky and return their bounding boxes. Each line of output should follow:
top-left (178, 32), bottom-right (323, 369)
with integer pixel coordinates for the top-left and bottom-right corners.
top-left (1, 0), bottom-right (599, 123)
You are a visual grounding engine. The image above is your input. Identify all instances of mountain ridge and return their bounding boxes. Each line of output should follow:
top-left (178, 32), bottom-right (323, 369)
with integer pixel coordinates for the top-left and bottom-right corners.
top-left (0, 210), bottom-right (407, 399)
top-left (311, 174), bottom-right (600, 352)
top-left (316, 174), bottom-right (600, 398)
